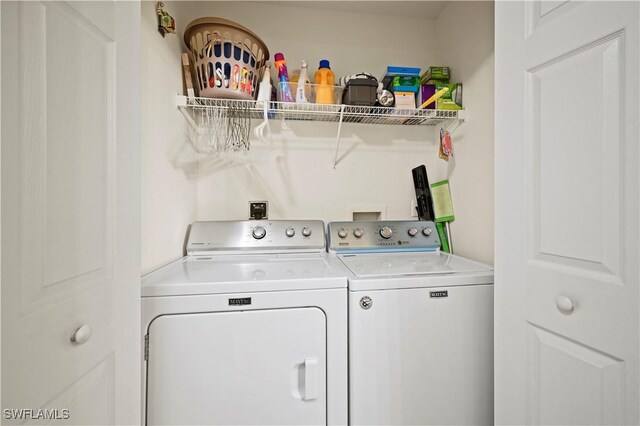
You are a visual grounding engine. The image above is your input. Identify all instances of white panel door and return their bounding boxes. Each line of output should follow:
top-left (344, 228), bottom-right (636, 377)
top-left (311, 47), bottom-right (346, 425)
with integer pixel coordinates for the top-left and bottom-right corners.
top-left (146, 308), bottom-right (327, 426)
top-left (1, 1), bottom-right (140, 424)
top-left (495, 1), bottom-right (639, 425)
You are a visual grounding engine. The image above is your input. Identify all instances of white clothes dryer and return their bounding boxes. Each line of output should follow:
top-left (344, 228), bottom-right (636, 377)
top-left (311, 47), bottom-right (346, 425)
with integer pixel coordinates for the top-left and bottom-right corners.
top-left (328, 220), bottom-right (494, 426)
top-left (142, 220), bottom-right (349, 426)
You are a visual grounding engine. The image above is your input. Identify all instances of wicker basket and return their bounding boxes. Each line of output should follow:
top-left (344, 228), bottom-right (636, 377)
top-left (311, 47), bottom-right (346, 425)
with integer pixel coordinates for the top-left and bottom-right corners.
top-left (184, 17), bottom-right (270, 100)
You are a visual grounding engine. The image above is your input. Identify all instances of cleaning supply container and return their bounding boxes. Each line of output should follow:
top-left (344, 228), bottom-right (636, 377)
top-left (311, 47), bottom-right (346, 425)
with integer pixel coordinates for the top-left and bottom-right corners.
top-left (184, 17), bottom-right (269, 100)
top-left (342, 73), bottom-right (379, 106)
top-left (315, 59), bottom-right (336, 104)
top-left (274, 53), bottom-right (294, 102)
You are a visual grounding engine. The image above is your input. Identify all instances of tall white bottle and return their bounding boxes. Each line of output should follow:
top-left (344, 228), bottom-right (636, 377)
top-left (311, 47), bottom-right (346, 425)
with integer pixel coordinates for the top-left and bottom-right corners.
top-left (296, 60), bottom-right (310, 103)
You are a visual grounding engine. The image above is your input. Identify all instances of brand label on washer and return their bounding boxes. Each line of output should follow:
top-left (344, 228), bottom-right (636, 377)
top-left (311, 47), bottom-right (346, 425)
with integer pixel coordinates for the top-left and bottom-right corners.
top-left (229, 297), bottom-right (252, 306)
top-left (429, 290), bottom-right (448, 298)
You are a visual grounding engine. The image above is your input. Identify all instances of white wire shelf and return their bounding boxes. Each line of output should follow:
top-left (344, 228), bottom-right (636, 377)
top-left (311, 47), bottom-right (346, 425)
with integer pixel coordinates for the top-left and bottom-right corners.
top-left (176, 94), bottom-right (466, 168)
top-left (176, 95), bottom-right (465, 126)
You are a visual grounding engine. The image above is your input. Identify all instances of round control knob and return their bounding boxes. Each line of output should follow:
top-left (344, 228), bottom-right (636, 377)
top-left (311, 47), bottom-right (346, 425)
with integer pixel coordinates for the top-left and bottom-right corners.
top-left (285, 227), bottom-right (295, 237)
top-left (422, 227), bottom-right (433, 237)
top-left (252, 226), bottom-right (266, 239)
top-left (380, 226), bottom-right (393, 239)
top-left (353, 228), bottom-right (364, 238)
top-left (301, 227), bottom-right (312, 237)
top-left (338, 229), bottom-right (348, 239)
top-left (408, 228), bottom-right (418, 237)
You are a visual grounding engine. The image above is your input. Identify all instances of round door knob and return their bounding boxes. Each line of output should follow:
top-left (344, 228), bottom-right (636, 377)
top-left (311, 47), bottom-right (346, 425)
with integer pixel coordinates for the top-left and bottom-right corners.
top-left (556, 296), bottom-right (574, 315)
top-left (422, 227), bottom-right (433, 236)
top-left (338, 229), bottom-right (348, 239)
top-left (353, 228), bottom-right (363, 238)
top-left (70, 324), bottom-right (92, 345)
top-left (380, 227), bottom-right (393, 239)
top-left (301, 227), bottom-right (312, 237)
top-left (285, 227), bottom-right (295, 237)
top-left (252, 226), bottom-right (266, 239)
top-left (408, 228), bottom-right (418, 237)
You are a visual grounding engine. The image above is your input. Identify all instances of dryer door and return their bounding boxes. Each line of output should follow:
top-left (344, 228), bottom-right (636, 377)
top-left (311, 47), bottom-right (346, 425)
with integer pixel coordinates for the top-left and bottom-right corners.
top-left (146, 307), bottom-right (327, 425)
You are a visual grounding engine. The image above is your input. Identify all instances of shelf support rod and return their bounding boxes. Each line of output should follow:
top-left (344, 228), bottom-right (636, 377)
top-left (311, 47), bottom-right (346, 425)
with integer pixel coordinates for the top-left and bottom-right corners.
top-left (333, 105), bottom-right (345, 169)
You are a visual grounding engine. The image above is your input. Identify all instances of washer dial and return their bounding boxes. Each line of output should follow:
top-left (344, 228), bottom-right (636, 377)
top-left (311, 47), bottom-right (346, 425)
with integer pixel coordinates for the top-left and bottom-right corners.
top-left (380, 226), bottom-right (393, 239)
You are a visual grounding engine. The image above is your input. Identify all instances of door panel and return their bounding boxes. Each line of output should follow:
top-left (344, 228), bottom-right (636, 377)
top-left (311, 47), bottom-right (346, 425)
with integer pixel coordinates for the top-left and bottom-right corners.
top-left (146, 308), bottom-right (327, 426)
top-left (527, 324), bottom-right (623, 425)
top-left (495, 1), bottom-right (639, 424)
top-left (528, 33), bottom-right (622, 269)
top-left (19, 0), bottom-right (115, 312)
top-left (1, 1), bottom-right (140, 424)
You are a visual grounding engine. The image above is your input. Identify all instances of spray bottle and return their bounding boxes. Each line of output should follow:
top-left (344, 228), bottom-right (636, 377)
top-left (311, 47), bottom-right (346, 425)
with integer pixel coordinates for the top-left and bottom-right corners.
top-left (257, 63), bottom-right (272, 106)
top-left (296, 60), bottom-right (310, 103)
top-left (274, 52), bottom-right (294, 102)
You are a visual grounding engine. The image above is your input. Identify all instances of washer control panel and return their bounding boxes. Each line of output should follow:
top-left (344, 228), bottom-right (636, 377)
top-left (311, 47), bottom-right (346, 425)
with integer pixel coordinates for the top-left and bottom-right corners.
top-left (328, 220), bottom-right (440, 252)
top-left (187, 220), bottom-right (326, 254)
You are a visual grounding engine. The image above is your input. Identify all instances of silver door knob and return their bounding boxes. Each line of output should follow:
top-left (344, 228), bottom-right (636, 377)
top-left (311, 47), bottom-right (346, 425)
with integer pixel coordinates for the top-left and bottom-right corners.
top-left (556, 296), bottom-right (574, 315)
top-left (70, 324), bottom-right (92, 345)
top-left (301, 227), bottom-right (312, 237)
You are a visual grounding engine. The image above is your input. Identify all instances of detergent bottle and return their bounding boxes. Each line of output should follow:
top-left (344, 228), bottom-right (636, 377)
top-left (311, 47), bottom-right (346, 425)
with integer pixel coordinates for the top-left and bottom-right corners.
top-left (314, 59), bottom-right (335, 104)
top-left (274, 52), bottom-right (294, 102)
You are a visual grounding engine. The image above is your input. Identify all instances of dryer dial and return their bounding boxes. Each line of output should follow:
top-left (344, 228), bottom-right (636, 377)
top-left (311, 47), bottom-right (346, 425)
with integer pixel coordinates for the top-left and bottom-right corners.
top-left (252, 226), bottom-right (266, 239)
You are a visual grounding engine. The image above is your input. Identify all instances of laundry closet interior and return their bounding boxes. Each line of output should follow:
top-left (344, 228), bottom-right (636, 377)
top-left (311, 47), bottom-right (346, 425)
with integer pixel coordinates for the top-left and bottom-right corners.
top-left (141, 1), bottom-right (495, 275)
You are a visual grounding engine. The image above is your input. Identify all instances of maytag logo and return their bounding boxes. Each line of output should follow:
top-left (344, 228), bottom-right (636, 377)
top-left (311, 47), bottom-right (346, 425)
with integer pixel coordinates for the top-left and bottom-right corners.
top-left (430, 290), bottom-right (448, 298)
top-left (229, 297), bottom-right (251, 306)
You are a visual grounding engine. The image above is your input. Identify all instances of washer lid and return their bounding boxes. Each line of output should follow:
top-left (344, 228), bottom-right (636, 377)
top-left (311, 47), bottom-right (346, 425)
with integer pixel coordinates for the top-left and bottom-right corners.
top-left (142, 253), bottom-right (349, 297)
top-left (338, 251), bottom-right (492, 278)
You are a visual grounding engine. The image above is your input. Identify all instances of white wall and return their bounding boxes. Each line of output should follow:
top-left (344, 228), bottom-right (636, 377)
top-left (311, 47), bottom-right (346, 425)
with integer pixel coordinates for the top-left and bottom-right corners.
top-left (141, 0), bottom-right (495, 271)
top-left (141, 3), bottom-right (198, 274)
top-left (435, 1), bottom-right (495, 264)
top-left (173, 1), bottom-right (449, 224)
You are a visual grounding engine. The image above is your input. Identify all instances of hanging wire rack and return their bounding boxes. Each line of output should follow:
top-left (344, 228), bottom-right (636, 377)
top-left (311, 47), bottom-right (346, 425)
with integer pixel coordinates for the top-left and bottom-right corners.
top-left (176, 94), bottom-right (466, 167)
top-left (177, 95), bottom-right (463, 126)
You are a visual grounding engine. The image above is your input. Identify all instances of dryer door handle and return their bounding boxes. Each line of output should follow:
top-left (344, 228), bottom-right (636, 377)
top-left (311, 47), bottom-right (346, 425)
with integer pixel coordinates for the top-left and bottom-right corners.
top-left (302, 357), bottom-right (318, 401)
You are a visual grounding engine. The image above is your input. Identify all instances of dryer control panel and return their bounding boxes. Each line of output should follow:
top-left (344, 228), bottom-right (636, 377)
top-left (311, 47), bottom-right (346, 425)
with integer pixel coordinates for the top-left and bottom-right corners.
top-left (327, 221), bottom-right (440, 253)
top-left (187, 220), bottom-right (326, 255)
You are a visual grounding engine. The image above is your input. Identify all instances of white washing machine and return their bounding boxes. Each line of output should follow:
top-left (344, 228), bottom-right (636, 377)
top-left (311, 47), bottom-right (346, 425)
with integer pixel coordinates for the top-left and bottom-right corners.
top-left (142, 220), bottom-right (349, 426)
top-left (328, 220), bottom-right (494, 426)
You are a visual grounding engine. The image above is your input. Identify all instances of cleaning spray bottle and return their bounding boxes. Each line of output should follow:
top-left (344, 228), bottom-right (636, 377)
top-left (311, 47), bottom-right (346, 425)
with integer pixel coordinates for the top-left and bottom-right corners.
top-left (274, 52), bottom-right (294, 102)
top-left (315, 59), bottom-right (335, 104)
top-left (257, 63), bottom-right (272, 106)
top-left (296, 60), bottom-right (310, 103)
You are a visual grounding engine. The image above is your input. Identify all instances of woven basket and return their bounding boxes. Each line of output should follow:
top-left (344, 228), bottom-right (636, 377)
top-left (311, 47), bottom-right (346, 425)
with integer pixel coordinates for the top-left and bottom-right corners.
top-left (184, 18), bottom-right (269, 100)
